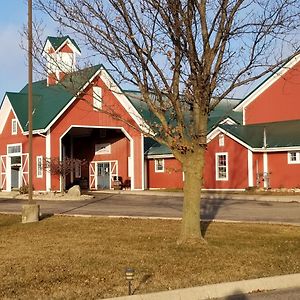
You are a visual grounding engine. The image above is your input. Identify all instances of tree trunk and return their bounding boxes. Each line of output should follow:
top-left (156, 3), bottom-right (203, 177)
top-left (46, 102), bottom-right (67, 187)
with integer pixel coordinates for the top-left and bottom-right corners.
top-left (178, 149), bottom-right (205, 244)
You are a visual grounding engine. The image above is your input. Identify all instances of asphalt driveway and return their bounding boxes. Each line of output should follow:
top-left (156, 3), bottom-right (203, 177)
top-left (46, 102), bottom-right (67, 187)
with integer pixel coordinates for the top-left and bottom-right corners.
top-left (0, 193), bottom-right (300, 225)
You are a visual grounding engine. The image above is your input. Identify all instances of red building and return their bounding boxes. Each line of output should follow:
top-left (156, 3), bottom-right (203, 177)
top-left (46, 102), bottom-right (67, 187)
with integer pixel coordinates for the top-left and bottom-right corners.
top-left (1, 36), bottom-right (299, 192)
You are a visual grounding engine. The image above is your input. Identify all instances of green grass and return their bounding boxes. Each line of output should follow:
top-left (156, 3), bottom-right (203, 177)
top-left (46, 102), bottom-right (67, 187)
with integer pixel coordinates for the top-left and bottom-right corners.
top-left (0, 214), bottom-right (299, 299)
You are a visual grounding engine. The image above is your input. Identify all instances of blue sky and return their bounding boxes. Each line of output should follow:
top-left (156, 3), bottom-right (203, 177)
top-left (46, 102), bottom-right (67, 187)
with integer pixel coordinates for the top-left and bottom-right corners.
top-left (0, 1), bottom-right (56, 101)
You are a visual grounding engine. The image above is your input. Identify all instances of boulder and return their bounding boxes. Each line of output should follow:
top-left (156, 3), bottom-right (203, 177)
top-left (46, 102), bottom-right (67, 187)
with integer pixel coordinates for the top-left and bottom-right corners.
top-left (68, 185), bottom-right (81, 197)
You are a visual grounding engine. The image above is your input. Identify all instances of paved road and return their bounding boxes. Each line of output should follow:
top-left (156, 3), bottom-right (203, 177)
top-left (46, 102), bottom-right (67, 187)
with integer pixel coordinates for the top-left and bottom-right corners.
top-left (217, 287), bottom-right (300, 299)
top-left (0, 193), bottom-right (300, 224)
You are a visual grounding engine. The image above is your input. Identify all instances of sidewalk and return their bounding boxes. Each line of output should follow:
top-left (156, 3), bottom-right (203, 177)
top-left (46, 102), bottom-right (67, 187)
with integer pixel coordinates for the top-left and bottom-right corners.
top-left (1, 189), bottom-right (300, 202)
top-left (106, 273), bottom-right (300, 300)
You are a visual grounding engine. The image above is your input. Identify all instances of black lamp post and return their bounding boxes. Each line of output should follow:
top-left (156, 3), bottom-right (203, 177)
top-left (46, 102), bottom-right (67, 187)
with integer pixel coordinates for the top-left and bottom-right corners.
top-left (125, 268), bottom-right (135, 295)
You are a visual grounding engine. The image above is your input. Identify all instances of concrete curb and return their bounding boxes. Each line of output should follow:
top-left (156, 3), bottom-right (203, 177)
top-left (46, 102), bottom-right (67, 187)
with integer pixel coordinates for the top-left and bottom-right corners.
top-left (1, 190), bottom-right (300, 202)
top-left (105, 273), bottom-right (300, 300)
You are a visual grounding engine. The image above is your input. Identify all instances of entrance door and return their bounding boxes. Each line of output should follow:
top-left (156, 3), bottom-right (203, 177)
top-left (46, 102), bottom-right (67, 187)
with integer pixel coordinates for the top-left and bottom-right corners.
top-left (11, 156), bottom-right (21, 189)
top-left (97, 162), bottom-right (110, 189)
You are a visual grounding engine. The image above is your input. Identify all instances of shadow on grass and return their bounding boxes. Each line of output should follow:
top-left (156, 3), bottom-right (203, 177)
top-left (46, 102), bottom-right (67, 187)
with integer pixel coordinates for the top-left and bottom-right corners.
top-left (39, 213), bottom-right (54, 221)
top-left (200, 197), bottom-right (226, 237)
top-left (132, 274), bottom-right (152, 295)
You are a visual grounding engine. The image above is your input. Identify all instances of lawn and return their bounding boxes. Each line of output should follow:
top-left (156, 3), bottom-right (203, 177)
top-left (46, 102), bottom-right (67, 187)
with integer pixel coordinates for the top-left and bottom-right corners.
top-left (0, 214), bottom-right (299, 299)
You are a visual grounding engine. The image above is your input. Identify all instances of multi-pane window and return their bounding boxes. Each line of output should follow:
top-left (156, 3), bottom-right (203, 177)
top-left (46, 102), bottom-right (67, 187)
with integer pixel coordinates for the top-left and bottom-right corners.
top-left (7, 144), bottom-right (21, 155)
top-left (288, 151), bottom-right (300, 164)
top-left (36, 156), bottom-right (43, 178)
top-left (12, 119), bottom-right (17, 135)
top-left (216, 153), bottom-right (228, 180)
top-left (155, 159), bottom-right (164, 173)
top-left (93, 86), bottom-right (102, 110)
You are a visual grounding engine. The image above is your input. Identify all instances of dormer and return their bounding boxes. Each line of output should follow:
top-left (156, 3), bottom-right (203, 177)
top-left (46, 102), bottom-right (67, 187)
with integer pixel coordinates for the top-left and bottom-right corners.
top-left (43, 36), bottom-right (81, 85)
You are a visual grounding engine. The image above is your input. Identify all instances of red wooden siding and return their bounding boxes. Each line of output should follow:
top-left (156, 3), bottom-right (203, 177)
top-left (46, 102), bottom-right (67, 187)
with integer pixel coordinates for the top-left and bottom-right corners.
top-left (204, 133), bottom-right (248, 189)
top-left (50, 76), bottom-right (143, 190)
top-left (147, 158), bottom-right (183, 189)
top-left (245, 60), bottom-right (300, 125)
top-left (268, 152), bottom-right (300, 188)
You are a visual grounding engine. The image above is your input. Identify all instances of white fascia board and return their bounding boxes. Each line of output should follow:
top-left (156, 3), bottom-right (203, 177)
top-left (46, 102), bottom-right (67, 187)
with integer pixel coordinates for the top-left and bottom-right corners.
top-left (219, 117), bottom-right (238, 125)
top-left (146, 154), bottom-right (174, 159)
top-left (234, 54), bottom-right (300, 112)
top-left (99, 67), bottom-right (150, 133)
top-left (252, 146), bottom-right (300, 152)
top-left (207, 126), bottom-right (253, 151)
top-left (0, 95), bottom-right (24, 135)
top-left (42, 66), bottom-right (149, 134)
top-left (42, 68), bottom-right (102, 133)
top-left (56, 38), bottom-right (81, 55)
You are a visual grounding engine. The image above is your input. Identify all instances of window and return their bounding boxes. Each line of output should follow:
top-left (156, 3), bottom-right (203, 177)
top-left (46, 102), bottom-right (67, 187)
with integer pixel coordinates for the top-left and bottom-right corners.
top-left (155, 159), bottom-right (164, 173)
top-left (93, 86), bottom-right (102, 110)
top-left (12, 119), bottom-right (17, 135)
top-left (288, 151), bottom-right (300, 164)
top-left (95, 143), bottom-right (111, 155)
top-left (216, 153), bottom-right (228, 181)
top-left (219, 134), bottom-right (224, 147)
top-left (75, 161), bottom-right (81, 178)
top-left (7, 144), bottom-right (21, 155)
top-left (36, 156), bottom-right (43, 178)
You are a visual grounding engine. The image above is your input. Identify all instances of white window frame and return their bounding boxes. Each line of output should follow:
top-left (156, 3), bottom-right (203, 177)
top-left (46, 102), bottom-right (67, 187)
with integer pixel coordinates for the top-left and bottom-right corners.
top-left (7, 143), bottom-right (22, 156)
top-left (215, 152), bottom-right (228, 181)
top-left (95, 143), bottom-right (111, 155)
top-left (36, 156), bottom-right (43, 178)
top-left (288, 151), bottom-right (300, 164)
top-left (93, 86), bottom-right (102, 110)
top-left (155, 158), bottom-right (165, 173)
top-left (12, 119), bottom-right (17, 135)
top-left (219, 134), bottom-right (224, 147)
top-left (75, 161), bottom-right (81, 178)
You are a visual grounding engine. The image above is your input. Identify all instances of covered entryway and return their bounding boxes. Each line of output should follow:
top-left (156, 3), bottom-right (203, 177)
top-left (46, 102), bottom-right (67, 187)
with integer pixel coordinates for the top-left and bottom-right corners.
top-left (60, 126), bottom-right (134, 191)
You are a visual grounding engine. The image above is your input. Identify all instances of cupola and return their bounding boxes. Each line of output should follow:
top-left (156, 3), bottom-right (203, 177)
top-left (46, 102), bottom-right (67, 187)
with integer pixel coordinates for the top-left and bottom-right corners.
top-left (42, 36), bottom-right (81, 85)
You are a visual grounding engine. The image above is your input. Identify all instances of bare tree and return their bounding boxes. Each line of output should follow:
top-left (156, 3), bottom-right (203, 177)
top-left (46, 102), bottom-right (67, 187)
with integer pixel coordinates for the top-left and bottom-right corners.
top-left (44, 157), bottom-right (87, 193)
top-left (34, 0), bottom-right (300, 243)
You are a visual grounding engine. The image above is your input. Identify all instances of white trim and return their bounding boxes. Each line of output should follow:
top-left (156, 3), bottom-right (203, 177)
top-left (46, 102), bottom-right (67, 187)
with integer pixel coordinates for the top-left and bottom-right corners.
top-left (219, 134), bottom-right (225, 147)
top-left (242, 108), bottom-right (246, 125)
top-left (7, 143), bottom-right (22, 156)
top-left (263, 152), bottom-right (268, 189)
top-left (39, 66), bottom-right (148, 134)
top-left (219, 117), bottom-right (238, 125)
top-left (58, 125), bottom-right (135, 190)
top-left (11, 119), bottom-right (17, 135)
top-left (287, 151), bottom-right (300, 164)
top-left (100, 68), bottom-right (150, 133)
top-left (215, 152), bottom-right (229, 181)
top-left (248, 150), bottom-right (254, 187)
top-left (141, 133), bottom-right (145, 190)
top-left (146, 154), bottom-right (174, 159)
top-left (92, 160), bottom-right (118, 189)
top-left (154, 158), bottom-right (165, 173)
top-left (45, 130), bottom-right (51, 191)
top-left (0, 95), bottom-right (24, 135)
top-left (36, 156), bottom-right (43, 178)
top-left (234, 54), bottom-right (300, 112)
top-left (208, 126), bottom-right (300, 153)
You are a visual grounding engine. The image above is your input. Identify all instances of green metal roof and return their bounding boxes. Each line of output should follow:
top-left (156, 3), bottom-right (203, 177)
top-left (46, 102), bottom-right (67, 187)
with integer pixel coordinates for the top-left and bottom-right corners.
top-left (7, 64), bottom-right (101, 131)
top-left (141, 97), bottom-right (242, 156)
top-left (220, 119), bottom-right (300, 148)
top-left (46, 36), bottom-right (81, 53)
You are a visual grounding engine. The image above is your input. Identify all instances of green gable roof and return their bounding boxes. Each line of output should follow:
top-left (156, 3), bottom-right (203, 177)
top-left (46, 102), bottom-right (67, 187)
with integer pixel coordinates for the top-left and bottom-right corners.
top-left (8, 64), bottom-right (101, 131)
top-left (141, 97), bottom-right (242, 156)
top-left (220, 119), bottom-right (300, 148)
top-left (47, 36), bottom-right (81, 53)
